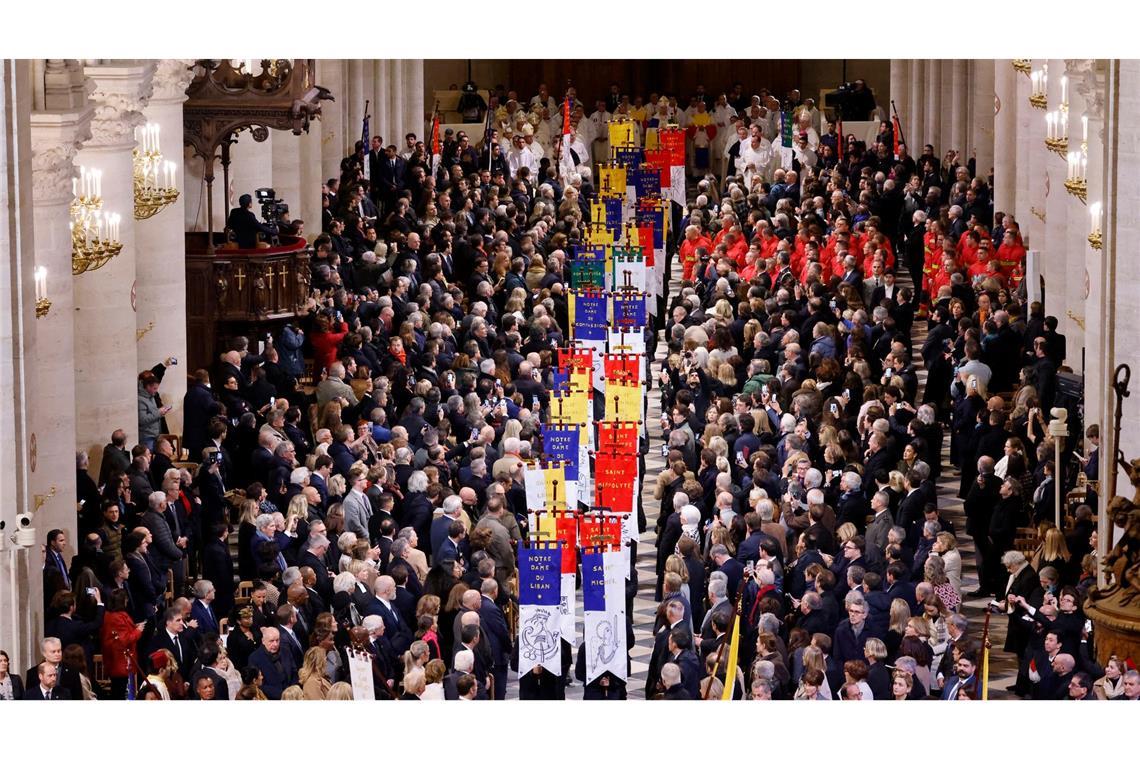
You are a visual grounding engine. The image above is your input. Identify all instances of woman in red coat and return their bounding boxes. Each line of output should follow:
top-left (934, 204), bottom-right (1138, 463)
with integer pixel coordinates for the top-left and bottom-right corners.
top-left (100, 588), bottom-right (145, 700)
top-left (309, 313), bottom-right (348, 374)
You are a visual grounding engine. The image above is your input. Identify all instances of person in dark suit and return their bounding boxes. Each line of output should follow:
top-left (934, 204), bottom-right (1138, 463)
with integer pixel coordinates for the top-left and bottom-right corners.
top-left (22, 661), bottom-right (69, 700)
top-left (659, 663), bottom-right (691, 699)
top-left (710, 545), bottom-right (744, 600)
top-left (298, 535), bottom-right (334, 606)
top-left (389, 565), bottom-right (418, 625)
top-left (362, 576), bottom-right (413, 656)
top-left (646, 599), bottom-right (686, 698)
top-left (832, 595), bottom-right (871, 665)
top-left (25, 637), bottom-right (83, 701)
top-left (430, 506), bottom-right (459, 561)
top-left (366, 135), bottom-right (385, 207)
top-left (149, 607), bottom-right (197, 681)
top-left (200, 524), bottom-right (235, 619)
top-left (963, 456), bottom-right (1002, 595)
top-left (226, 193), bottom-right (275, 248)
top-left (476, 579), bottom-right (511, 701)
top-left (275, 604), bottom-right (306, 667)
top-left (941, 650), bottom-right (980, 700)
top-left (668, 628), bottom-right (702, 699)
top-left (45, 589), bottom-right (105, 660)
top-left (248, 627), bottom-right (297, 700)
top-left (442, 648), bottom-right (487, 700)
top-left (1001, 551), bottom-right (1040, 673)
top-left (375, 145), bottom-right (406, 211)
top-left (190, 640), bottom-right (230, 700)
top-left (435, 520), bottom-right (467, 568)
top-left (189, 580), bottom-right (220, 636)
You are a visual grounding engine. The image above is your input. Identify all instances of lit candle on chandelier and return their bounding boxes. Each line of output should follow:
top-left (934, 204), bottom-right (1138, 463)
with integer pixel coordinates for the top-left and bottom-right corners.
top-left (34, 266), bottom-right (47, 302)
top-left (1061, 111), bottom-right (1068, 140)
top-left (1081, 154), bottom-right (1087, 179)
top-left (1090, 202), bottom-right (1102, 236)
top-left (1045, 112), bottom-right (1053, 140)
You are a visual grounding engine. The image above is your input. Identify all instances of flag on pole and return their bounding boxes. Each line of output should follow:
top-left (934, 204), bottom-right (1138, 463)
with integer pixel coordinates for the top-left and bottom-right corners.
top-left (720, 614), bottom-right (741, 701)
top-left (361, 100), bottom-right (371, 180)
top-left (559, 96), bottom-right (575, 181)
top-left (892, 114), bottom-right (902, 161)
top-left (483, 100), bottom-right (495, 172)
top-left (430, 105), bottom-right (441, 178)
top-left (837, 119), bottom-right (844, 163)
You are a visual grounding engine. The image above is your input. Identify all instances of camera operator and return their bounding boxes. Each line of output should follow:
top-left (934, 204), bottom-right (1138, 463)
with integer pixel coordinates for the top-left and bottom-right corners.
top-left (226, 193), bottom-right (276, 248)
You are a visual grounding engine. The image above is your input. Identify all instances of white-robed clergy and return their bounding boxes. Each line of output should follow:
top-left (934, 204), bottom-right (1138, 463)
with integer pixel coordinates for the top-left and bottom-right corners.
top-left (507, 134), bottom-right (539, 180)
top-left (737, 123), bottom-right (776, 189)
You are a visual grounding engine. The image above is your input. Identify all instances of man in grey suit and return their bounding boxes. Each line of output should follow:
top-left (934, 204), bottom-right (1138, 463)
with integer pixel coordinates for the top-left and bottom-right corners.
top-left (342, 472), bottom-right (373, 539)
top-left (865, 490), bottom-right (895, 566)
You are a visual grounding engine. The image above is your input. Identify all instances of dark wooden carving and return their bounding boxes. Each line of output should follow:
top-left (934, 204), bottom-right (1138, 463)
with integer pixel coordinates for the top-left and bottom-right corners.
top-left (185, 232), bottom-right (311, 370)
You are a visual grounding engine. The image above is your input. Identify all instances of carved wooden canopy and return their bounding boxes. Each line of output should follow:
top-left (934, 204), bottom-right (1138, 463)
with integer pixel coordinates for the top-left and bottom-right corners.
top-left (183, 59), bottom-right (333, 163)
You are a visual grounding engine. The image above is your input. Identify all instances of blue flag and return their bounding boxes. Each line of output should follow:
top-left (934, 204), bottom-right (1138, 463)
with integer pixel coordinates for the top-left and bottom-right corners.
top-left (582, 551), bottom-right (606, 612)
top-left (613, 293), bottom-right (647, 330)
top-left (541, 425), bottom-right (580, 481)
top-left (518, 547), bottom-right (561, 606)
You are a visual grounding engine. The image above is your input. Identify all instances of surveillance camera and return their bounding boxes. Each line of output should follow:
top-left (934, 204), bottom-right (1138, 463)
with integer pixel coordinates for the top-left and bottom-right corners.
top-left (12, 512), bottom-right (35, 548)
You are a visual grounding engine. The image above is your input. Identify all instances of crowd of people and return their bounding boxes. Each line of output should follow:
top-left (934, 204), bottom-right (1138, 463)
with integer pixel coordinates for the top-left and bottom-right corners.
top-left (5, 76), bottom-right (1136, 703)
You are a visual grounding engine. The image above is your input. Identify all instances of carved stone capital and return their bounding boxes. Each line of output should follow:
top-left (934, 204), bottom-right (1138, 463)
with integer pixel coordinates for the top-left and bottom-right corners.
top-left (1066, 58), bottom-right (1107, 125)
top-left (150, 59), bottom-right (195, 104)
top-left (29, 108), bottom-right (94, 205)
top-left (83, 62), bottom-right (155, 148)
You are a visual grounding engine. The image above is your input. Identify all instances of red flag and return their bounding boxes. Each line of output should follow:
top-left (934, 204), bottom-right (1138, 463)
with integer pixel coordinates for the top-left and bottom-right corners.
top-left (892, 115), bottom-right (902, 161)
top-left (430, 114), bottom-right (440, 157)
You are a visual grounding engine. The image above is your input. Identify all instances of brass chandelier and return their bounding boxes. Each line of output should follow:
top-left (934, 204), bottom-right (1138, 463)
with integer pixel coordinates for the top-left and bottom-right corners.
top-left (133, 123), bottom-right (179, 219)
top-left (71, 166), bottom-right (123, 275)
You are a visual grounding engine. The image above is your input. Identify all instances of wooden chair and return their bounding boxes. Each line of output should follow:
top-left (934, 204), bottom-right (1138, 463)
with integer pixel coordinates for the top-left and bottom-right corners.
top-left (234, 580), bottom-right (254, 607)
top-left (1014, 527), bottom-right (1040, 555)
top-left (92, 654), bottom-right (111, 691)
top-left (163, 569), bottom-right (175, 605)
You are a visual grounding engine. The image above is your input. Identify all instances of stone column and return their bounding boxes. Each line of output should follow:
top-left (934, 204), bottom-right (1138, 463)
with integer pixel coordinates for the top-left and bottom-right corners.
top-left (373, 60), bottom-right (390, 147)
top-left (297, 120), bottom-right (323, 240)
top-left (995, 60), bottom-right (1019, 215)
top-left (924, 60), bottom-right (942, 154)
top-left (1015, 65), bottom-right (1033, 233)
top-left (28, 104), bottom-right (93, 548)
top-left (319, 59), bottom-right (346, 182)
top-left (1042, 59), bottom-right (1069, 321)
top-left (890, 59), bottom-right (908, 132)
top-left (74, 62), bottom-right (154, 468)
top-left (909, 59), bottom-right (924, 151)
top-left (0, 58), bottom-right (44, 673)
top-left (970, 60), bottom-right (996, 181)
top-left (388, 60), bottom-right (405, 147)
top-left (135, 60), bottom-right (193, 435)
top-left (1023, 72), bottom-right (1046, 252)
top-left (407, 59), bottom-right (425, 142)
top-left (347, 60), bottom-right (365, 151)
top-left (948, 59), bottom-right (968, 159)
top-left (1070, 59), bottom-right (1107, 437)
